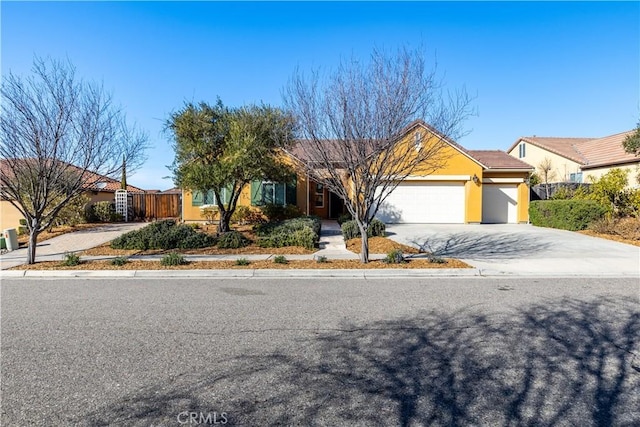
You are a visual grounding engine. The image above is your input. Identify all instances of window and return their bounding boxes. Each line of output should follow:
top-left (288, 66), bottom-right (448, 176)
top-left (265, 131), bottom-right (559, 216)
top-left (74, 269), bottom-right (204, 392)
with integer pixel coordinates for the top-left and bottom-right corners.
top-left (192, 188), bottom-right (229, 206)
top-left (518, 143), bottom-right (526, 158)
top-left (569, 172), bottom-right (583, 183)
top-left (250, 180), bottom-right (297, 206)
top-left (315, 183), bottom-right (324, 208)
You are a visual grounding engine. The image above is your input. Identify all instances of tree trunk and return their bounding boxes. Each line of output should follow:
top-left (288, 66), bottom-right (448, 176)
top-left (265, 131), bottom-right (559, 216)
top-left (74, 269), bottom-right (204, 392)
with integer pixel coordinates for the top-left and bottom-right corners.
top-left (217, 211), bottom-right (233, 234)
top-left (357, 222), bottom-right (370, 264)
top-left (26, 227), bottom-right (39, 265)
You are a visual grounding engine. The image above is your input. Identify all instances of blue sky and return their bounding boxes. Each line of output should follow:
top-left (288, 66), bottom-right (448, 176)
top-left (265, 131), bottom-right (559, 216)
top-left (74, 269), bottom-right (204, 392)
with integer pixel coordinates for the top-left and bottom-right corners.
top-left (2, 1), bottom-right (638, 190)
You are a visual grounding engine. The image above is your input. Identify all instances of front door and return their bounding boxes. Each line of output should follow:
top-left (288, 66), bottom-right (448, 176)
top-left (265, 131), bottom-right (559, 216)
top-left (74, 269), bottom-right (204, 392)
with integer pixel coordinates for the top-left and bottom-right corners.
top-left (329, 192), bottom-right (345, 219)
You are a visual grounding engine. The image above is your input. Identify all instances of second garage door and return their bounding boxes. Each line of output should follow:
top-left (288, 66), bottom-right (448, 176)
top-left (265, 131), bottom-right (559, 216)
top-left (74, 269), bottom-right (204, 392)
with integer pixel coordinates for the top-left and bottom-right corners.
top-left (482, 184), bottom-right (518, 223)
top-left (376, 182), bottom-right (466, 223)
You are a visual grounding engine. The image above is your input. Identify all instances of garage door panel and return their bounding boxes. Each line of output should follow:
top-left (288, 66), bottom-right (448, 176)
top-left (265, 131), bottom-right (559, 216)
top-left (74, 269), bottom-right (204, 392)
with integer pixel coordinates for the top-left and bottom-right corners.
top-left (482, 185), bottom-right (517, 224)
top-left (376, 182), bottom-right (465, 223)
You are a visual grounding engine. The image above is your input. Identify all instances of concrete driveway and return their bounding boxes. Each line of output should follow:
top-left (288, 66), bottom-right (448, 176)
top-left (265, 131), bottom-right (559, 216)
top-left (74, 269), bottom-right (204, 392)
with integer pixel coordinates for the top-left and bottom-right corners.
top-left (386, 224), bottom-right (640, 276)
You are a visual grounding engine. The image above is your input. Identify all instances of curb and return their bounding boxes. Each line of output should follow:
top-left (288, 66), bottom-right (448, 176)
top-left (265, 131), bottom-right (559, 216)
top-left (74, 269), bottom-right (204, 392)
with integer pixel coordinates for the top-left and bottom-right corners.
top-left (2, 268), bottom-right (482, 279)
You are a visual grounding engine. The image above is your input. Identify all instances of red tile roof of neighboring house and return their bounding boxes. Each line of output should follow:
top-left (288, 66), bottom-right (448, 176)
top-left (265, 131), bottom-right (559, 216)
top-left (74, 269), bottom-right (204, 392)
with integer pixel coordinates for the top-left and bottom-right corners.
top-left (467, 150), bottom-right (534, 170)
top-left (0, 159), bottom-right (145, 193)
top-left (574, 130), bottom-right (637, 169)
top-left (508, 130), bottom-right (639, 169)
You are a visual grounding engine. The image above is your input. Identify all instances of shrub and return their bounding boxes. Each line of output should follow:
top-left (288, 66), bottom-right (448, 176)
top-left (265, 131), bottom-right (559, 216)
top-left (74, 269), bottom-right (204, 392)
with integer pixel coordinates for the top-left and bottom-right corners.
top-left (260, 203), bottom-right (301, 222)
top-left (217, 230), bottom-right (250, 249)
top-left (200, 206), bottom-right (219, 224)
top-left (61, 252), bottom-right (81, 266)
top-left (577, 168), bottom-right (640, 218)
top-left (52, 194), bottom-right (90, 226)
top-left (255, 216), bottom-right (321, 249)
top-left (273, 255), bottom-right (288, 264)
top-left (90, 201), bottom-right (122, 223)
top-left (341, 219), bottom-right (386, 240)
top-left (428, 255), bottom-right (447, 264)
top-left (235, 257), bottom-right (250, 266)
top-left (337, 213), bottom-right (352, 225)
top-left (19, 218), bottom-right (27, 226)
top-left (383, 249), bottom-right (405, 264)
top-left (110, 256), bottom-right (129, 266)
top-left (315, 255), bottom-right (328, 263)
top-left (111, 220), bottom-right (216, 250)
top-left (529, 200), bottom-right (607, 231)
top-left (160, 252), bottom-right (188, 266)
top-left (231, 206), bottom-right (251, 224)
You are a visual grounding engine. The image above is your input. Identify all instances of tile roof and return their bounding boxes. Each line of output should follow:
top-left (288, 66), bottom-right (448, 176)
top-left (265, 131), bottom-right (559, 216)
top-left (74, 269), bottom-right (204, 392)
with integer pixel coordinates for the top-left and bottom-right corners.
top-left (508, 130), bottom-right (639, 168)
top-left (575, 130), bottom-right (638, 169)
top-left (467, 150), bottom-right (534, 170)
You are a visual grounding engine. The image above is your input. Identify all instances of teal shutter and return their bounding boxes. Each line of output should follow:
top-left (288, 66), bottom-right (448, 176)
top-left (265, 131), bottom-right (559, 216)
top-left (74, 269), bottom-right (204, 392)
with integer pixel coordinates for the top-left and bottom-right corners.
top-left (285, 180), bottom-right (297, 206)
top-left (251, 181), bottom-right (263, 206)
top-left (223, 185), bottom-right (232, 204)
top-left (274, 183), bottom-right (286, 205)
top-left (192, 191), bottom-right (203, 206)
top-left (204, 190), bottom-right (215, 205)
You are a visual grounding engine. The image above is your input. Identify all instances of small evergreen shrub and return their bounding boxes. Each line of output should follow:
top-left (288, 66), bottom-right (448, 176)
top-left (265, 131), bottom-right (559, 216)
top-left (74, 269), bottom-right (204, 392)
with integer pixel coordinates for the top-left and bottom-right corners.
top-left (428, 255), bottom-right (447, 264)
top-left (529, 200), bottom-right (607, 231)
top-left (315, 255), bottom-right (328, 263)
top-left (19, 218), bottom-right (27, 226)
top-left (61, 252), bottom-right (81, 266)
top-left (383, 249), bottom-right (405, 264)
top-left (217, 230), bottom-right (250, 249)
top-left (235, 258), bottom-right (250, 266)
top-left (160, 252), bottom-right (188, 266)
top-left (273, 255), bottom-right (288, 264)
top-left (337, 213), bottom-right (352, 225)
top-left (341, 219), bottom-right (386, 240)
top-left (110, 220), bottom-right (216, 250)
top-left (90, 201), bottom-right (122, 223)
top-left (260, 203), bottom-right (301, 222)
top-left (255, 216), bottom-right (321, 249)
top-left (110, 256), bottom-right (129, 266)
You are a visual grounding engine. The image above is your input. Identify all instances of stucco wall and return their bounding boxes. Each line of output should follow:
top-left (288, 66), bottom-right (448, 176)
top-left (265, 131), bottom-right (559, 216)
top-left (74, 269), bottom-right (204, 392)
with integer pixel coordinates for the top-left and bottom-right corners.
top-left (582, 163), bottom-right (640, 188)
top-left (0, 200), bottom-right (24, 230)
top-left (508, 141), bottom-right (581, 183)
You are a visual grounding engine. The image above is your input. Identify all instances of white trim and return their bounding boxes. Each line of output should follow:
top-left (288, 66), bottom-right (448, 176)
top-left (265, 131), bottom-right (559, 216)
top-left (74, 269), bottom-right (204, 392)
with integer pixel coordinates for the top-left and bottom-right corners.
top-left (386, 175), bottom-right (471, 181)
top-left (482, 178), bottom-right (524, 184)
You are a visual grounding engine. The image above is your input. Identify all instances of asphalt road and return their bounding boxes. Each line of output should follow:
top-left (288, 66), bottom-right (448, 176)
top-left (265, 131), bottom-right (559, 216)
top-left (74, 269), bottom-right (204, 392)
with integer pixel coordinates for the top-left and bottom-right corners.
top-left (2, 277), bottom-right (639, 426)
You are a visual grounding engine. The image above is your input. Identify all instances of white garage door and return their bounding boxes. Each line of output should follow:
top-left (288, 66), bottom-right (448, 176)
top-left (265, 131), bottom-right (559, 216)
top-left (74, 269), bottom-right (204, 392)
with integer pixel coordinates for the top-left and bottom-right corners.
top-left (376, 182), bottom-right (466, 223)
top-left (482, 184), bottom-right (518, 224)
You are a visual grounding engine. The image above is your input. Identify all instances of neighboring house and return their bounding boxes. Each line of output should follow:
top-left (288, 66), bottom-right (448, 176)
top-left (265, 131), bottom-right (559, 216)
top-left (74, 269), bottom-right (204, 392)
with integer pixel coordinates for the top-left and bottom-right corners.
top-left (507, 130), bottom-right (639, 186)
top-left (182, 120), bottom-right (534, 224)
top-left (0, 160), bottom-right (144, 230)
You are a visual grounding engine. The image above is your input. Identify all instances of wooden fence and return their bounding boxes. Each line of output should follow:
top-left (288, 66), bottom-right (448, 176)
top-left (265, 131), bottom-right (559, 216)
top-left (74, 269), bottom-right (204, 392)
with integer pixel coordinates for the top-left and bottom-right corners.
top-left (130, 193), bottom-right (181, 220)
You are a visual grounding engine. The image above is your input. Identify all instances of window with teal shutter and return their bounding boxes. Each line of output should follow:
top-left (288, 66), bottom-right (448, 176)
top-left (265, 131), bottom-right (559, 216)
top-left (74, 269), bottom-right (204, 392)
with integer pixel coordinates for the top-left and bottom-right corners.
top-left (251, 181), bottom-right (263, 206)
top-left (263, 182), bottom-right (275, 204)
top-left (274, 183), bottom-right (285, 205)
top-left (286, 180), bottom-right (297, 205)
top-left (192, 191), bottom-right (204, 206)
top-left (204, 190), bottom-right (215, 205)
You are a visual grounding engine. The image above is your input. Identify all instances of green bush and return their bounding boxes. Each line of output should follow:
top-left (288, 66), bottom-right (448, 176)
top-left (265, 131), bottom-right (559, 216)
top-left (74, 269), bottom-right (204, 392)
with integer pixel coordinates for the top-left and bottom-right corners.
top-left (255, 216), bottom-right (321, 249)
top-left (235, 258), bottom-right (250, 266)
top-left (160, 252), bottom-right (188, 266)
top-left (19, 218), bottom-right (27, 226)
top-left (61, 252), bottom-right (81, 266)
top-left (337, 213), bottom-right (352, 225)
top-left (428, 255), bottom-right (447, 264)
top-left (273, 255), bottom-right (288, 264)
top-left (217, 230), bottom-right (250, 249)
top-left (260, 203), bottom-right (301, 222)
top-left (529, 200), bottom-right (607, 231)
top-left (90, 201), bottom-right (122, 223)
top-left (341, 219), bottom-right (386, 240)
top-left (383, 249), bottom-right (405, 264)
top-left (316, 255), bottom-right (328, 263)
top-left (110, 256), bottom-right (129, 266)
top-left (110, 220), bottom-right (216, 250)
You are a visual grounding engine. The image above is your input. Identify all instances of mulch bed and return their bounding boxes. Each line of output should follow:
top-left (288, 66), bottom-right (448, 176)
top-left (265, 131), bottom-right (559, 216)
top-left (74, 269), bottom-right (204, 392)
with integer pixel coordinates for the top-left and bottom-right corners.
top-left (13, 258), bottom-right (471, 270)
top-left (577, 230), bottom-right (640, 247)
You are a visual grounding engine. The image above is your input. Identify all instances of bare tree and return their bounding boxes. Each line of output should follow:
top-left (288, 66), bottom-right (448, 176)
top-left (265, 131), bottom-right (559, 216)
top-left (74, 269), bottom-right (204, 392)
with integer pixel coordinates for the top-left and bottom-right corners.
top-left (283, 46), bottom-right (473, 263)
top-left (537, 157), bottom-right (557, 199)
top-left (0, 57), bottom-right (149, 264)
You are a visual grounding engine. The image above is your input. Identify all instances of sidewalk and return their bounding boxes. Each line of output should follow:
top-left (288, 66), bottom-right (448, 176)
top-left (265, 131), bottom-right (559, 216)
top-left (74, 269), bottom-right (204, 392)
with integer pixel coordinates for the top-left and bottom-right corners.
top-left (0, 222), bottom-right (148, 270)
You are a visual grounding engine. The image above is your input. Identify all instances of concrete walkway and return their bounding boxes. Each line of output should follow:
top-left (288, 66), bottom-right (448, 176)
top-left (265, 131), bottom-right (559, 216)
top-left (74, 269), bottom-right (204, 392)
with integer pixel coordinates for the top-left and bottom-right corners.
top-left (315, 220), bottom-right (359, 260)
top-left (0, 222), bottom-right (148, 270)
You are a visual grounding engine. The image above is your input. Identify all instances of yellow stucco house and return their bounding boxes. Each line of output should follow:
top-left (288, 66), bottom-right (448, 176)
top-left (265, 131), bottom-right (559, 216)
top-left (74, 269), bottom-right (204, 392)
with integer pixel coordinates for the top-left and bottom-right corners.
top-left (182, 120), bottom-right (534, 224)
top-left (507, 129), bottom-right (639, 187)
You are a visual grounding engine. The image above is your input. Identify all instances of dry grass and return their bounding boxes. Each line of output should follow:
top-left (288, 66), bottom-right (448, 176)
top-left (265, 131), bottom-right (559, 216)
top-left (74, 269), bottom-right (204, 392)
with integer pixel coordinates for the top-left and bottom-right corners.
top-left (579, 217), bottom-right (640, 247)
top-left (346, 237), bottom-right (420, 254)
top-left (13, 257), bottom-right (471, 271)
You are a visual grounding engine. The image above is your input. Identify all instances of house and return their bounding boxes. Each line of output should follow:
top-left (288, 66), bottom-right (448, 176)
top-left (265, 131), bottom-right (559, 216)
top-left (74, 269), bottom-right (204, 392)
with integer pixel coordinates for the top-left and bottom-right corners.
top-left (0, 160), bottom-right (144, 230)
top-left (182, 120), bottom-right (534, 224)
top-left (507, 130), bottom-right (639, 186)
